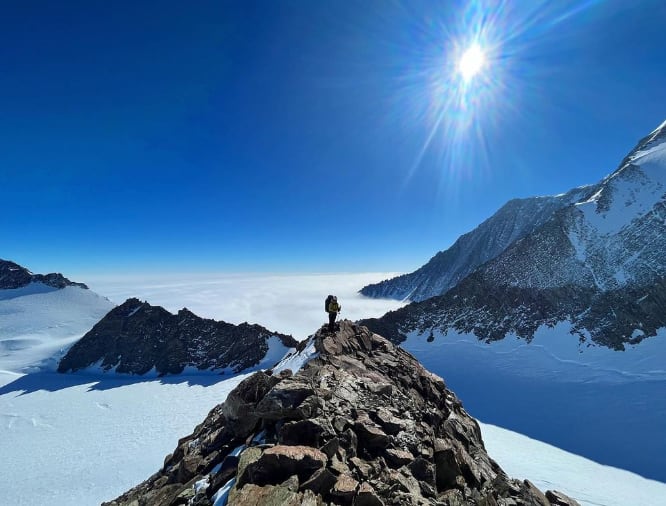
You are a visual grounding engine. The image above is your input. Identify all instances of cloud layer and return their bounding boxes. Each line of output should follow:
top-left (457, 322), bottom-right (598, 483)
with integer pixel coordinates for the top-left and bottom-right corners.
top-left (85, 273), bottom-right (405, 340)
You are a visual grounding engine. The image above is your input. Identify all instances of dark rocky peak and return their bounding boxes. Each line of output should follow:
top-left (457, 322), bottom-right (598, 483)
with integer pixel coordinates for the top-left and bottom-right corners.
top-left (0, 258), bottom-right (88, 290)
top-left (105, 321), bottom-right (579, 506)
top-left (58, 299), bottom-right (297, 375)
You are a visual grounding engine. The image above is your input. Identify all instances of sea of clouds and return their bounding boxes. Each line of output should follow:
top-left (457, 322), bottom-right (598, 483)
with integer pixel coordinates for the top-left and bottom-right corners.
top-left (84, 272), bottom-right (406, 340)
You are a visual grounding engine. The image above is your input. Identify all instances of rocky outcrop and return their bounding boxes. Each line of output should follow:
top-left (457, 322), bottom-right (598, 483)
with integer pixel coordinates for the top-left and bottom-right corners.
top-left (104, 321), bottom-right (580, 506)
top-left (0, 259), bottom-right (88, 290)
top-left (361, 273), bottom-right (666, 350)
top-left (58, 298), bottom-right (298, 375)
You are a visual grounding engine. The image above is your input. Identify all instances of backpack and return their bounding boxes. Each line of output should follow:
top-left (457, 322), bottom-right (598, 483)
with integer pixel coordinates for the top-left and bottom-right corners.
top-left (325, 295), bottom-right (335, 312)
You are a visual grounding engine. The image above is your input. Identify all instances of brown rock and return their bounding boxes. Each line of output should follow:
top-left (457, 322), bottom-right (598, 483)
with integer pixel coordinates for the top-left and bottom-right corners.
top-left (244, 445), bottom-right (327, 486)
top-left (319, 437), bottom-right (339, 459)
top-left (353, 421), bottom-right (389, 449)
top-left (222, 372), bottom-right (279, 437)
top-left (355, 482), bottom-right (384, 506)
top-left (254, 380), bottom-right (314, 420)
top-left (279, 419), bottom-right (332, 447)
top-left (375, 408), bottom-right (405, 434)
top-left (521, 480), bottom-right (550, 506)
top-left (384, 448), bottom-right (413, 468)
top-left (102, 322), bottom-right (581, 506)
top-left (331, 473), bottom-right (359, 502)
top-left (546, 490), bottom-right (582, 506)
top-left (408, 457), bottom-right (435, 485)
top-left (300, 467), bottom-right (337, 495)
top-left (228, 483), bottom-right (303, 506)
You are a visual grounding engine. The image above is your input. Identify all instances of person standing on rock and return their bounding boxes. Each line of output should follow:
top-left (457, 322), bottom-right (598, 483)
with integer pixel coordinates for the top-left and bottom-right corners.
top-left (325, 295), bottom-right (341, 332)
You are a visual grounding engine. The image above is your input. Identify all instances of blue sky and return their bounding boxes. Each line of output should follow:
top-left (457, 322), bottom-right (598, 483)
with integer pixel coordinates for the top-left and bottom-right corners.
top-left (2, 0), bottom-right (665, 276)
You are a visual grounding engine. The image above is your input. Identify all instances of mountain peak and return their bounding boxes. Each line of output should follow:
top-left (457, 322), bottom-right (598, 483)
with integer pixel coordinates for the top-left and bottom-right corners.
top-left (57, 299), bottom-right (297, 375)
top-left (104, 322), bottom-right (580, 506)
top-left (0, 259), bottom-right (88, 290)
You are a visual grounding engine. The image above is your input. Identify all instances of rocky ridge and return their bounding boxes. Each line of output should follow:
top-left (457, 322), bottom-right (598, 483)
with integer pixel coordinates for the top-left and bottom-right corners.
top-left (359, 186), bottom-right (592, 302)
top-left (104, 321), bottom-right (579, 506)
top-left (361, 120), bottom-right (666, 349)
top-left (58, 298), bottom-right (298, 375)
top-left (0, 258), bottom-right (88, 290)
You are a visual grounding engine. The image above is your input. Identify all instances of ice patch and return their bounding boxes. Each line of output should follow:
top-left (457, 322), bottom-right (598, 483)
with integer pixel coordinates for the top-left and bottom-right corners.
top-left (272, 334), bottom-right (318, 374)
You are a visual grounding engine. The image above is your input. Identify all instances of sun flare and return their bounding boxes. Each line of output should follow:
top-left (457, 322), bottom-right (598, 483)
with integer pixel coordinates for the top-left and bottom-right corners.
top-left (457, 43), bottom-right (486, 82)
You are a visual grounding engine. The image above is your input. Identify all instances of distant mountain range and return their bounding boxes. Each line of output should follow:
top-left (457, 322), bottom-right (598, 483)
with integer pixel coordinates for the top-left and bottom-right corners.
top-left (361, 120), bottom-right (666, 350)
top-left (0, 258), bottom-right (88, 290)
top-left (0, 259), bottom-right (114, 372)
top-left (58, 298), bottom-right (298, 375)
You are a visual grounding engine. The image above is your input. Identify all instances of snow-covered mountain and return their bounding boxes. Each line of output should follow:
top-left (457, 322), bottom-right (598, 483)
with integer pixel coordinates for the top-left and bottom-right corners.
top-left (362, 120), bottom-right (666, 350)
top-left (361, 119), bottom-right (666, 307)
top-left (0, 258), bottom-right (89, 290)
top-left (0, 259), bottom-right (114, 372)
top-left (58, 298), bottom-right (298, 375)
top-left (360, 186), bottom-right (593, 302)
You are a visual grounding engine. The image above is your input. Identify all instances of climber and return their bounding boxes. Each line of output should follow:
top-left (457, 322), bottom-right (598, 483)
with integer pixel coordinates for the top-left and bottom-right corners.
top-left (325, 295), bottom-right (342, 332)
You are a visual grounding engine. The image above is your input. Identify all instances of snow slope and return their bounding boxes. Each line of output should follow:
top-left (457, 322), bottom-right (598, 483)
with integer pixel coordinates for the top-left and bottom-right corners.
top-left (479, 422), bottom-right (666, 506)
top-left (401, 324), bottom-right (666, 482)
top-left (0, 370), bottom-right (249, 506)
top-left (0, 283), bottom-right (114, 372)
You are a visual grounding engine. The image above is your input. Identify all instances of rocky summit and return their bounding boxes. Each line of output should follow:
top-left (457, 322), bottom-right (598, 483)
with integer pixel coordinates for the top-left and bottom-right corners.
top-left (104, 321), bottom-right (579, 506)
top-left (58, 298), bottom-right (298, 375)
top-left (0, 258), bottom-right (88, 290)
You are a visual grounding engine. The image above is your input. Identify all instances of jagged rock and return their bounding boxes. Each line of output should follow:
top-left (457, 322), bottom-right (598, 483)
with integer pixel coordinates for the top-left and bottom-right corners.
top-left (228, 483), bottom-right (302, 505)
top-left (223, 373), bottom-right (279, 437)
top-left (0, 259), bottom-right (89, 290)
top-left (546, 489), bottom-right (582, 506)
top-left (300, 467), bottom-right (337, 495)
top-left (243, 445), bottom-right (327, 486)
top-left (356, 482), bottom-right (384, 506)
top-left (58, 298), bottom-right (297, 374)
top-left (279, 419), bottom-right (332, 447)
top-left (103, 321), bottom-right (581, 506)
top-left (330, 473), bottom-right (358, 502)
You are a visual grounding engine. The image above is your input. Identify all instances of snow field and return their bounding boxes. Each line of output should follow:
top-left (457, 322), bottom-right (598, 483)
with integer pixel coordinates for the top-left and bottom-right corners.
top-left (0, 370), bottom-right (249, 506)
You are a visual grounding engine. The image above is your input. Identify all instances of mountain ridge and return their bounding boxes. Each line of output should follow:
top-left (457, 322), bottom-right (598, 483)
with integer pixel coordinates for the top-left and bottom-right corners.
top-left (360, 120), bottom-right (666, 349)
top-left (103, 321), bottom-right (580, 506)
top-left (57, 298), bottom-right (298, 375)
top-left (360, 186), bottom-right (594, 302)
top-left (0, 258), bottom-right (89, 290)
top-left (361, 119), bottom-right (666, 303)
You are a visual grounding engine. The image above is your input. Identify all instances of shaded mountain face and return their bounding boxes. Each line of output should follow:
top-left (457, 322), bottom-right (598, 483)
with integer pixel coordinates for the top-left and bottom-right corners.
top-left (103, 322), bottom-right (579, 506)
top-left (361, 120), bottom-right (666, 350)
top-left (359, 187), bottom-right (593, 302)
top-left (0, 259), bottom-right (88, 290)
top-left (362, 120), bottom-right (666, 304)
top-left (57, 298), bottom-right (298, 375)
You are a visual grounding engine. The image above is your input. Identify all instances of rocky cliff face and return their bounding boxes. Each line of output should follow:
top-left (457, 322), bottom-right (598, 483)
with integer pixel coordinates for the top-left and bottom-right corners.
top-left (361, 121), bottom-right (666, 349)
top-left (0, 259), bottom-right (88, 290)
top-left (58, 298), bottom-right (298, 375)
top-left (104, 321), bottom-right (579, 506)
top-left (359, 187), bottom-right (592, 302)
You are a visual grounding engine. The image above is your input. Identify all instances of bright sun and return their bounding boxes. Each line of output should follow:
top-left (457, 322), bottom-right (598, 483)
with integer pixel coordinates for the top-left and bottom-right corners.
top-left (457, 43), bottom-right (486, 82)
